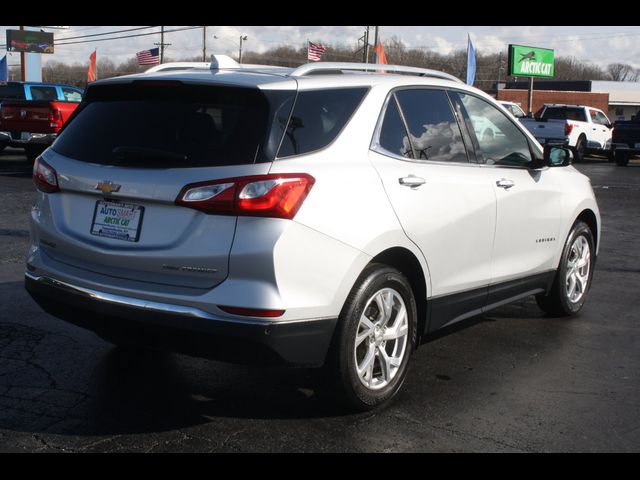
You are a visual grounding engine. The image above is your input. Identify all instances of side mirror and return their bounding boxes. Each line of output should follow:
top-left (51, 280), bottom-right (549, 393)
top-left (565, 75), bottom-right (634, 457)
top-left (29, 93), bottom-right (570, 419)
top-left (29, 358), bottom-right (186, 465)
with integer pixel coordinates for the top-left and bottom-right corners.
top-left (543, 144), bottom-right (573, 167)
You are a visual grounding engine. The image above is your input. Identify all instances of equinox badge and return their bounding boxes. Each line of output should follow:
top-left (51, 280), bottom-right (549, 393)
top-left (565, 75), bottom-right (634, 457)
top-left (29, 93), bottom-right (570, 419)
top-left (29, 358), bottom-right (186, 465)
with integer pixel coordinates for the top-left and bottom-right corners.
top-left (95, 181), bottom-right (121, 194)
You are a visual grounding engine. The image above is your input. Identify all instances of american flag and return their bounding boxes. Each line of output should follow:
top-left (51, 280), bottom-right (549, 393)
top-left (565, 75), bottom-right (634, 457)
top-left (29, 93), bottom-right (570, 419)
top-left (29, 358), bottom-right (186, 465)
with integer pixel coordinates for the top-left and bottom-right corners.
top-left (136, 48), bottom-right (160, 66)
top-left (307, 41), bottom-right (327, 62)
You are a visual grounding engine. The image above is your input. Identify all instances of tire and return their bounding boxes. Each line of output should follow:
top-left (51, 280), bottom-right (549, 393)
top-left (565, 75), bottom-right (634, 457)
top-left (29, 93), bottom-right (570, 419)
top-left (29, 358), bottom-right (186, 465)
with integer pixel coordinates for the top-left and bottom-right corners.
top-left (536, 221), bottom-right (595, 317)
top-left (25, 145), bottom-right (45, 164)
top-left (573, 136), bottom-right (586, 163)
top-left (0, 145), bottom-right (6, 153)
top-left (615, 151), bottom-right (630, 167)
top-left (324, 263), bottom-right (418, 412)
top-left (607, 150), bottom-right (615, 163)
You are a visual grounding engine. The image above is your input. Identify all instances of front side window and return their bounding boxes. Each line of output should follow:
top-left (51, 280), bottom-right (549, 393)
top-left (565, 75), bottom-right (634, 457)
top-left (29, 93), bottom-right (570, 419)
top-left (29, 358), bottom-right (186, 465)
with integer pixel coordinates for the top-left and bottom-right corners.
top-left (455, 92), bottom-right (532, 167)
top-left (595, 111), bottom-right (611, 127)
top-left (394, 89), bottom-right (468, 163)
top-left (277, 87), bottom-right (368, 158)
top-left (62, 87), bottom-right (83, 103)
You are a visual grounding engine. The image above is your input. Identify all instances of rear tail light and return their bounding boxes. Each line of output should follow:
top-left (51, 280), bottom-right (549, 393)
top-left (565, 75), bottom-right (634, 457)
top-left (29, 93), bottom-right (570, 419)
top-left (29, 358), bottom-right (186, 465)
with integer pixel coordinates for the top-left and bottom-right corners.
top-left (49, 108), bottom-right (63, 129)
top-left (176, 173), bottom-right (315, 219)
top-left (33, 157), bottom-right (60, 193)
top-left (565, 123), bottom-right (574, 136)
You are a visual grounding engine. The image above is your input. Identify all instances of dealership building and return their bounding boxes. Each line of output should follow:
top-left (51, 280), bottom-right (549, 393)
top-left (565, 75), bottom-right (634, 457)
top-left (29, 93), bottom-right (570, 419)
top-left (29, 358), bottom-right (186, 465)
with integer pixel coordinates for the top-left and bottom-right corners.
top-left (495, 80), bottom-right (640, 121)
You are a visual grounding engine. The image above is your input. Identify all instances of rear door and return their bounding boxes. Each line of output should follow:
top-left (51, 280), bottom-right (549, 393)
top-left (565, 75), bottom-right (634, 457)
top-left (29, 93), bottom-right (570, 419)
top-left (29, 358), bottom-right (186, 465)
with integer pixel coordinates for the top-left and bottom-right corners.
top-left (39, 81), bottom-right (295, 289)
top-left (369, 87), bottom-right (496, 327)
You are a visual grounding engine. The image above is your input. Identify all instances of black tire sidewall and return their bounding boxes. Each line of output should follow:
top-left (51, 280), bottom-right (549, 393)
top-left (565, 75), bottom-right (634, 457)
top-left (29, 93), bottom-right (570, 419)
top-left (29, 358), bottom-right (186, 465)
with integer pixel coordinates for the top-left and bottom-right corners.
top-left (555, 222), bottom-right (595, 315)
top-left (573, 137), bottom-right (585, 162)
top-left (334, 265), bottom-right (418, 410)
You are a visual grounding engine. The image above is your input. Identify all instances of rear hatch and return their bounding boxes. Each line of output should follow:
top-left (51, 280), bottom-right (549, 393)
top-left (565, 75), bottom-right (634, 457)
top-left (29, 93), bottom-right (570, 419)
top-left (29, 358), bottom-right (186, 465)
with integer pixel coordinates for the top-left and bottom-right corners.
top-left (39, 79), bottom-right (296, 289)
top-left (1, 100), bottom-right (57, 134)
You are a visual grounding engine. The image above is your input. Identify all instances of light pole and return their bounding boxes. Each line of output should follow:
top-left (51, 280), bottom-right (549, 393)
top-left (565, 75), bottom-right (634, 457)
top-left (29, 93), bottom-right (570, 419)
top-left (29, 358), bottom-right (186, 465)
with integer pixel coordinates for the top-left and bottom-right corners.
top-left (238, 35), bottom-right (248, 64)
top-left (203, 26), bottom-right (207, 62)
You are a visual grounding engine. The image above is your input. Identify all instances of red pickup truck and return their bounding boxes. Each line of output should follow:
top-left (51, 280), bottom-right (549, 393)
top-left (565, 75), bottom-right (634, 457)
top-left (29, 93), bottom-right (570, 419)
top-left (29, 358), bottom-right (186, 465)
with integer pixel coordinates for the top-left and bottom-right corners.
top-left (0, 82), bottom-right (83, 162)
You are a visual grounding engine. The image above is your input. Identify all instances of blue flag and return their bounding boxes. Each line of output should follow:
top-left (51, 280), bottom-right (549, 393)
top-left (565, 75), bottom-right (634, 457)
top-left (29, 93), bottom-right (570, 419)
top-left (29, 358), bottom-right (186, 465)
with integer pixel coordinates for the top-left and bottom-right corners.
top-left (466, 34), bottom-right (476, 86)
top-left (0, 55), bottom-right (8, 83)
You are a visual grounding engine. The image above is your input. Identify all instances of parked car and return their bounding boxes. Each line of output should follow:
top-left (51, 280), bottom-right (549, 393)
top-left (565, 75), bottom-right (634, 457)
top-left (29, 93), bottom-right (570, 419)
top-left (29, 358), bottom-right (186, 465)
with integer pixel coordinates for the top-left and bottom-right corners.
top-left (610, 115), bottom-right (640, 166)
top-left (520, 104), bottom-right (613, 162)
top-left (499, 100), bottom-right (527, 119)
top-left (0, 81), bottom-right (83, 159)
top-left (24, 58), bottom-right (601, 411)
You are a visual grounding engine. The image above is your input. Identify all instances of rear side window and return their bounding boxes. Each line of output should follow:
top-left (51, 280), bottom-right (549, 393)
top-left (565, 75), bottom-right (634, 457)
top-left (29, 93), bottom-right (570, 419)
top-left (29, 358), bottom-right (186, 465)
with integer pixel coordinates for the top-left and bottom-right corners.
top-left (277, 87), bottom-right (368, 158)
top-left (30, 86), bottom-right (58, 101)
top-left (541, 107), bottom-right (586, 122)
top-left (53, 83), bottom-right (295, 168)
top-left (395, 89), bottom-right (468, 163)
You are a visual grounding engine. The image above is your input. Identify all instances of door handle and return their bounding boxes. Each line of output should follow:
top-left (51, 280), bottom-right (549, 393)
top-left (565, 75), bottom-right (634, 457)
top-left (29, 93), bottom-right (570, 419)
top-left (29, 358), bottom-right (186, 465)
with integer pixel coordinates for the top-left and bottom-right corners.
top-left (399, 176), bottom-right (426, 188)
top-left (496, 178), bottom-right (515, 190)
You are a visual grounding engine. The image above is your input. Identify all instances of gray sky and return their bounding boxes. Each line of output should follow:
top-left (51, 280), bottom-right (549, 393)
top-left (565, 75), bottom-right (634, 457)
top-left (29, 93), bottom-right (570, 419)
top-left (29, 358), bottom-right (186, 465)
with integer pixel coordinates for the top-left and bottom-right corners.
top-left (2, 26), bottom-right (640, 69)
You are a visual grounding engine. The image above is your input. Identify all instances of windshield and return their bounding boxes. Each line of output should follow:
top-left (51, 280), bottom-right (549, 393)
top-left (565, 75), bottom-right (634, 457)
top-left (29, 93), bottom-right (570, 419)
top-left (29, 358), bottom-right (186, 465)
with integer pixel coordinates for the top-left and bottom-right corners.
top-left (53, 82), bottom-right (295, 168)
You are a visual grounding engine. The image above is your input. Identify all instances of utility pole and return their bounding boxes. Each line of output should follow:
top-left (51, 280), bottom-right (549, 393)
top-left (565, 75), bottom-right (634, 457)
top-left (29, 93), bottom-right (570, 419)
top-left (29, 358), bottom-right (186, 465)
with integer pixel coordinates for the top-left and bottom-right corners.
top-left (364, 27), bottom-right (370, 63)
top-left (357, 27), bottom-right (371, 63)
top-left (373, 26), bottom-right (379, 63)
top-left (20, 25), bottom-right (26, 81)
top-left (238, 35), bottom-right (248, 64)
top-left (154, 26), bottom-right (171, 64)
top-left (203, 26), bottom-right (207, 62)
top-left (497, 51), bottom-right (503, 88)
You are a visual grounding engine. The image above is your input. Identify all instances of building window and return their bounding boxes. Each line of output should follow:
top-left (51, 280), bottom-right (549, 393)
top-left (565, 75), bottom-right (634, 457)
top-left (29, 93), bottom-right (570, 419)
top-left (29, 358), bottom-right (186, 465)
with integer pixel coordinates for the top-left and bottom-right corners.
top-left (615, 108), bottom-right (624, 116)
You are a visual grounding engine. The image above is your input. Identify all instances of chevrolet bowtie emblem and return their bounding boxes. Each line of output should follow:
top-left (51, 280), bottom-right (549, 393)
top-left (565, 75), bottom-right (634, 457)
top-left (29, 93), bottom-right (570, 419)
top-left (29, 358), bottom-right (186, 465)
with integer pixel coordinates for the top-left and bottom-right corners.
top-left (95, 181), bottom-right (121, 194)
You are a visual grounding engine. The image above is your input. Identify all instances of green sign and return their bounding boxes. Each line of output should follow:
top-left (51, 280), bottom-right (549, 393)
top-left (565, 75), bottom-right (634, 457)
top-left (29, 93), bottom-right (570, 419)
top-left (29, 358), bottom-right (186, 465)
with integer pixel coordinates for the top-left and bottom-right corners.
top-left (508, 44), bottom-right (554, 78)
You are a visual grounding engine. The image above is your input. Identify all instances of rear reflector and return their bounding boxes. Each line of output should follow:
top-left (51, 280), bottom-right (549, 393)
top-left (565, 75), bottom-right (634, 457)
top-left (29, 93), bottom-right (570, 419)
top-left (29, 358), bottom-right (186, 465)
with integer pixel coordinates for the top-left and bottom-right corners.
top-left (218, 306), bottom-right (285, 318)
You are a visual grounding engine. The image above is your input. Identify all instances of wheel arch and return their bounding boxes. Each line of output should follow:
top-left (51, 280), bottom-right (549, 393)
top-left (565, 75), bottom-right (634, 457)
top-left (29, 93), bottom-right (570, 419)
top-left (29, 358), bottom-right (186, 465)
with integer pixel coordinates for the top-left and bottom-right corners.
top-left (370, 247), bottom-right (429, 342)
top-left (576, 208), bottom-right (599, 253)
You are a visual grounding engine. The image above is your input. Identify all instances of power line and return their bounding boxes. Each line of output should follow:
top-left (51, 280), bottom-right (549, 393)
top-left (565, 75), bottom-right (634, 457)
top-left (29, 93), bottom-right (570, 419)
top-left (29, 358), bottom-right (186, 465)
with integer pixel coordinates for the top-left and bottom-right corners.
top-left (54, 26), bottom-right (201, 47)
top-left (55, 26), bottom-right (157, 41)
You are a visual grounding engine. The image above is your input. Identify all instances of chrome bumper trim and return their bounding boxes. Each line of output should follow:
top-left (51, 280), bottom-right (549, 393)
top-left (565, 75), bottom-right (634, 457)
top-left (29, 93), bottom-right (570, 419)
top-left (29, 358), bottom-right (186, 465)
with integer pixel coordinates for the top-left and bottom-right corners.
top-left (24, 271), bottom-right (332, 327)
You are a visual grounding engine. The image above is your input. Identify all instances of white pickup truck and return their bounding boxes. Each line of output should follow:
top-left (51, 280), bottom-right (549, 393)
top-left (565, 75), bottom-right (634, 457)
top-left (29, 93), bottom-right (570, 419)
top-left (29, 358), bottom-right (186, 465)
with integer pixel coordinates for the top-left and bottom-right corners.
top-left (520, 104), bottom-right (613, 162)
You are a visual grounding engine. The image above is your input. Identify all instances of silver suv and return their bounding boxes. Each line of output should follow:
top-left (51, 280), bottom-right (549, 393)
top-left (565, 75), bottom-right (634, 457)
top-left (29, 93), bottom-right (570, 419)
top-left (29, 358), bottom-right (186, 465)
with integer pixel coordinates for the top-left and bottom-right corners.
top-left (25, 58), bottom-right (600, 410)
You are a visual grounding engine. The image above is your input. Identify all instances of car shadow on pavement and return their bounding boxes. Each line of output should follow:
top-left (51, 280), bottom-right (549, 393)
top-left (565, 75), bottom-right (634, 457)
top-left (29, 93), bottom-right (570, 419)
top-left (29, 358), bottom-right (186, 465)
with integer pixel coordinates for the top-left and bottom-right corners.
top-left (0, 279), bottom-right (567, 438)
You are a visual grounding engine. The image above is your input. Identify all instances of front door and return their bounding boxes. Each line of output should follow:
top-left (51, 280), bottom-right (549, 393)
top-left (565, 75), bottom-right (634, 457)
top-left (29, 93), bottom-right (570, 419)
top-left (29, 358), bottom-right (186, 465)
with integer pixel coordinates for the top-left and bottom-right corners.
top-left (451, 91), bottom-right (562, 304)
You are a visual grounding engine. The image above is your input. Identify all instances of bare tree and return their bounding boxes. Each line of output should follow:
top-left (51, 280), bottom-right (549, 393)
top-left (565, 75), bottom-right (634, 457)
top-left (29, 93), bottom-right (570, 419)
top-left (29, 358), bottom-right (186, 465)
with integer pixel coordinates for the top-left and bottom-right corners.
top-left (608, 63), bottom-right (639, 82)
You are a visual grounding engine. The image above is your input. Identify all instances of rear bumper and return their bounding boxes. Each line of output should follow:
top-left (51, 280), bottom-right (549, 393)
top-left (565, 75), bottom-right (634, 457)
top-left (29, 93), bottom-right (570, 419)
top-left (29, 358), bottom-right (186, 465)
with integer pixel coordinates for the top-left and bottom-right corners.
top-left (0, 131), bottom-right (56, 147)
top-left (24, 271), bottom-right (337, 367)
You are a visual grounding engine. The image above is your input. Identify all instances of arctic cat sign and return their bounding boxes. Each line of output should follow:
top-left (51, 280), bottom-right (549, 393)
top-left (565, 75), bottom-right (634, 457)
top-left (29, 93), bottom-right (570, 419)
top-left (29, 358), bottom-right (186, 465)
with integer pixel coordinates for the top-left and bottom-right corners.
top-left (508, 45), bottom-right (555, 78)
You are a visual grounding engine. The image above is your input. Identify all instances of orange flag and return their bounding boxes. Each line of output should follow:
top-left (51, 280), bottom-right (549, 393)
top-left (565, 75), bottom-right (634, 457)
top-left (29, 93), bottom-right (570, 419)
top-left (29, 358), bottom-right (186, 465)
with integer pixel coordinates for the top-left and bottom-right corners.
top-left (87, 50), bottom-right (97, 82)
top-left (374, 42), bottom-right (387, 65)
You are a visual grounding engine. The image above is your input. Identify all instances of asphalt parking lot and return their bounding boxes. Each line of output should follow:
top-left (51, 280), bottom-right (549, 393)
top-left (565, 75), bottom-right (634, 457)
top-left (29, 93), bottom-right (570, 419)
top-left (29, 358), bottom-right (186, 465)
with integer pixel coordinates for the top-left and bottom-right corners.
top-left (0, 147), bottom-right (638, 452)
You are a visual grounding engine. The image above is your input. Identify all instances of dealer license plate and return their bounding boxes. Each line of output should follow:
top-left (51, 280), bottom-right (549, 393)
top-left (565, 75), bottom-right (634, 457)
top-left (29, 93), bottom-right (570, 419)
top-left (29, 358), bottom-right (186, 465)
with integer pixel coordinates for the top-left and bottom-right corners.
top-left (90, 200), bottom-right (144, 242)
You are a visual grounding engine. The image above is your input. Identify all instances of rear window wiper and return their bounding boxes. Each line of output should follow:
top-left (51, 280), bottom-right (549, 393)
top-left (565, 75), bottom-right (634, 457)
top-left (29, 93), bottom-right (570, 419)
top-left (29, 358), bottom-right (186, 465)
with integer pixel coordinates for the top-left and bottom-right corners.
top-left (112, 146), bottom-right (188, 162)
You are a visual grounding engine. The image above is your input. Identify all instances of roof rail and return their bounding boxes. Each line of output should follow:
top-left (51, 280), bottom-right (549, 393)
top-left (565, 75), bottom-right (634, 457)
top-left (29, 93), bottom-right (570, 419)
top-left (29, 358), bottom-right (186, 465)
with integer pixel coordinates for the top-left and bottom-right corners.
top-left (290, 62), bottom-right (464, 83)
top-left (145, 62), bottom-right (210, 73)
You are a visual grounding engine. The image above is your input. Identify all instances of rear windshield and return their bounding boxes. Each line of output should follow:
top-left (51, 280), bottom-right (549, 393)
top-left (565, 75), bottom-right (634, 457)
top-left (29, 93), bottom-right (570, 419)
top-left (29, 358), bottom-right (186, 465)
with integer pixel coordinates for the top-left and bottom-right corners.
top-left (541, 107), bottom-right (586, 122)
top-left (277, 87), bottom-right (369, 158)
top-left (0, 83), bottom-right (25, 101)
top-left (52, 82), bottom-right (295, 168)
